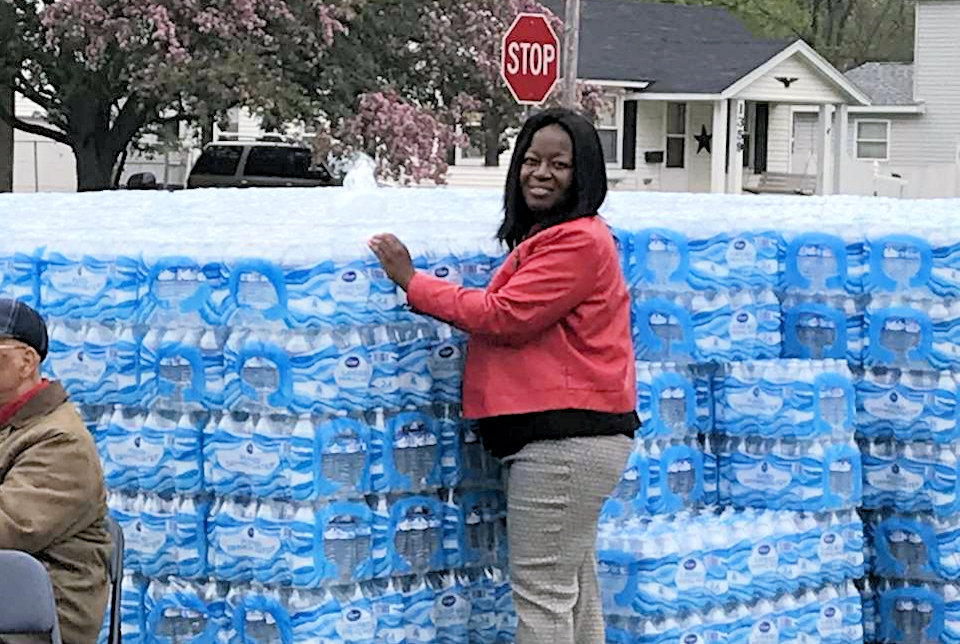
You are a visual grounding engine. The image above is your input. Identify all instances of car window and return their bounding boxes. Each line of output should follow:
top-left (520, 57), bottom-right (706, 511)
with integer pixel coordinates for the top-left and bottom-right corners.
top-left (191, 146), bottom-right (243, 176)
top-left (243, 147), bottom-right (314, 179)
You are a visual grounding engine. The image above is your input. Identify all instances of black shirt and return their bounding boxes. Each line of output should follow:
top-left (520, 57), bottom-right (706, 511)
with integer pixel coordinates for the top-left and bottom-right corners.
top-left (477, 409), bottom-right (640, 459)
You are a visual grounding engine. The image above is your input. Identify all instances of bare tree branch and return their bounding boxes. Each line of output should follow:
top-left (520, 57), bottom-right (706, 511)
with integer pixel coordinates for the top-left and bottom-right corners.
top-left (11, 73), bottom-right (62, 118)
top-left (0, 97), bottom-right (71, 145)
top-left (107, 97), bottom-right (153, 158)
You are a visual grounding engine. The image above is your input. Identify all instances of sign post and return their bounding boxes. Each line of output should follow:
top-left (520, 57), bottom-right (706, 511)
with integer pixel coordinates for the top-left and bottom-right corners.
top-left (500, 13), bottom-right (561, 106)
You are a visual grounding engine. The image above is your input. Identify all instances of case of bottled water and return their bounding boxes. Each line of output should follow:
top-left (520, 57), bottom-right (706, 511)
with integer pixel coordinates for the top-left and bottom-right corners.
top-left (11, 186), bottom-right (960, 643)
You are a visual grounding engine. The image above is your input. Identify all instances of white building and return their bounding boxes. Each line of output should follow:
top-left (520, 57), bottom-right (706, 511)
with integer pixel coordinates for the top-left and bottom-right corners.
top-left (449, 0), bottom-right (871, 195)
top-left (793, 0), bottom-right (960, 198)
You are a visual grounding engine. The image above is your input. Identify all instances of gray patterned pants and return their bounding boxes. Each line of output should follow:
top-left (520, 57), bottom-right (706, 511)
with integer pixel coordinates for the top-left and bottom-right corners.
top-left (503, 434), bottom-right (633, 644)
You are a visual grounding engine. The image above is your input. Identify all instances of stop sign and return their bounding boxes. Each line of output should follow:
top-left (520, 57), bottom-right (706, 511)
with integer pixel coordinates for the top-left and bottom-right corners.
top-left (500, 13), bottom-right (560, 105)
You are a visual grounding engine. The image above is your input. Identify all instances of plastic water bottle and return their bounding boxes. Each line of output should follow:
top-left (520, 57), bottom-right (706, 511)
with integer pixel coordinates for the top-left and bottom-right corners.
top-left (138, 409), bottom-right (176, 494)
top-left (389, 410), bottom-right (439, 493)
top-left (319, 415), bottom-right (369, 498)
top-left (363, 578), bottom-right (405, 644)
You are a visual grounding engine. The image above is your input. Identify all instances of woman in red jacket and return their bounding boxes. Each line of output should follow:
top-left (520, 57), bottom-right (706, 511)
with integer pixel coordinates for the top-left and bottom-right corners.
top-left (369, 107), bottom-right (637, 644)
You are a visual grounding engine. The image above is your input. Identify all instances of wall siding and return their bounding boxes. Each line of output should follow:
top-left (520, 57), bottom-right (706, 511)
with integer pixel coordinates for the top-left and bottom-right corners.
top-left (766, 104), bottom-right (793, 173)
top-left (792, 109), bottom-right (959, 198)
top-left (634, 100), bottom-right (666, 190)
top-left (688, 102), bottom-right (714, 192)
top-left (905, 0), bottom-right (960, 164)
top-left (736, 55), bottom-right (848, 104)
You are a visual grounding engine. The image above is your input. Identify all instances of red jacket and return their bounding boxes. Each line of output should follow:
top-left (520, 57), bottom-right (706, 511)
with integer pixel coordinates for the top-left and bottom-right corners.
top-left (406, 215), bottom-right (636, 419)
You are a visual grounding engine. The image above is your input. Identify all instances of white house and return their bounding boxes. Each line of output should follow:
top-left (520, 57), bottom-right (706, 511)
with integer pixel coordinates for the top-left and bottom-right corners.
top-left (449, 0), bottom-right (872, 195)
top-left (11, 93), bottom-right (77, 192)
top-left (792, 0), bottom-right (960, 198)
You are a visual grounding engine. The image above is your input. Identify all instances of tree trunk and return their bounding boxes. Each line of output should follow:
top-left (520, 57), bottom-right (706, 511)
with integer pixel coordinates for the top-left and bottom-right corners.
top-left (73, 137), bottom-right (119, 192)
top-left (482, 112), bottom-right (502, 167)
top-left (201, 118), bottom-right (215, 145)
top-left (0, 82), bottom-right (13, 192)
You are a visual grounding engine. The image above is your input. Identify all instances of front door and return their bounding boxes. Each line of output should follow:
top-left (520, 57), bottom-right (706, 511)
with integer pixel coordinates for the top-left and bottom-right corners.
top-left (661, 102), bottom-right (689, 192)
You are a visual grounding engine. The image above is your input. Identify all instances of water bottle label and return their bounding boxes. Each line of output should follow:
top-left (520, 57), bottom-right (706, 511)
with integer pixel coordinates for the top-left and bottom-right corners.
top-left (726, 236), bottom-right (757, 268)
top-left (817, 605), bottom-right (844, 637)
top-left (729, 309), bottom-right (758, 341)
top-left (865, 462), bottom-right (924, 492)
top-left (427, 344), bottom-right (462, 379)
top-left (58, 349), bottom-right (110, 383)
top-left (219, 526), bottom-right (281, 559)
top-left (735, 461), bottom-right (792, 491)
top-left (674, 557), bottom-right (706, 589)
top-left (107, 436), bottom-right (164, 468)
top-left (727, 386), bottom-right (783, 416)
top-left (749, 620), bottom-right (779, 644)
top-left (334, 353), bottom-right (374, 389)
top-left (337, 607), bottom-right (376, 642)
top-left (818, 531), bottom-right (845, 561)
top-left (863, 391), bottom-right (924, 421)
top-left (429, 261), bottom-right (462, 285)
top-left (433, 593), bottom-right (471, 628)
top-left (216, 442), bottom-right (280, 476)
top-left (747, 542), bottom-right (778, 574)
top-left (331, 267), bottom-right (371, 303)
top-left (47, 265), bottom-right (109, 295)
top-left (126, 520), bottom-right (168, 553)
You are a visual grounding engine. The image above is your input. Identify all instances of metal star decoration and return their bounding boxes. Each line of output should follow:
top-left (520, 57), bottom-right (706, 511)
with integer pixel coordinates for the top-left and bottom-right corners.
top-left (695, 125), bottom-right (712, 154)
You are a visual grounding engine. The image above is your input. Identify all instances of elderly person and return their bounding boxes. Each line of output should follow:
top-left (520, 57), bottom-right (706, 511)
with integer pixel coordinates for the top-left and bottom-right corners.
top-left (0, 299), bottom-right (111, 643)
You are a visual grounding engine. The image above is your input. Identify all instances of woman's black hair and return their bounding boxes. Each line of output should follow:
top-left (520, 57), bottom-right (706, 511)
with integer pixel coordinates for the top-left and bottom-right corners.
top-left (497, 107), bottom-right (608, 250)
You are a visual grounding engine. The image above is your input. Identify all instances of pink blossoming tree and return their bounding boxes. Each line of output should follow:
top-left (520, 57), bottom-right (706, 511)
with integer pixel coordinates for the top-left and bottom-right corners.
top-left (318, 0), bottom-right (604, 183)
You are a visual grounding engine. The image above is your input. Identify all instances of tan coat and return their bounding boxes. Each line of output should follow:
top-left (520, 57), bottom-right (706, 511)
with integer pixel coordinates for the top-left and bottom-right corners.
top-left (0, 382), bottom-right (110, 644)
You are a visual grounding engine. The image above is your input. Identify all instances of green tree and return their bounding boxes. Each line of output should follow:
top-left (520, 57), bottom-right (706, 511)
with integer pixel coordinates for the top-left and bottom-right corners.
top-left (661, 0), bottom-right (915, 69)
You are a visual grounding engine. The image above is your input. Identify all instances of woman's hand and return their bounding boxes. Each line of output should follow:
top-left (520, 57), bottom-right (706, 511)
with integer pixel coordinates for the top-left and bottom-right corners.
top-left (368, 233), bottom-right (416, 290)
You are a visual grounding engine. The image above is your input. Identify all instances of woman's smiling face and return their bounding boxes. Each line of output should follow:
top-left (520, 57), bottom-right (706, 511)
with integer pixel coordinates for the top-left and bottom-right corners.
top-left (520, 123), bottom-right (574, 214)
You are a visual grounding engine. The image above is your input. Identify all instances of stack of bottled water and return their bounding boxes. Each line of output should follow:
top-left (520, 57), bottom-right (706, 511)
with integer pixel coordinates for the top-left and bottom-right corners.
top-left (619, 206), bottom-right (783, 363)
top-left (0, 189), bottom-right (520, 643)
top-left (712, 359), bottom-right (861, 512)
top-left (9, 187), bottom-right (960, 643)
top-left (856, 206), bottom-right (960, 643)
top-left (596, 195), bottom-right (870, 643)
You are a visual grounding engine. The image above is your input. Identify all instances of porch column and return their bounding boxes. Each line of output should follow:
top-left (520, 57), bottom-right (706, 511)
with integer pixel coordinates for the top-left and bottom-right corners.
top-left (815, 104), bottom-right (832, 195)
top-left (727, 99), bottom-right (745, 194)
top-left (710, 99), bottom-right (729, 193)
top-left (833, 103), bottom-right (849, 194)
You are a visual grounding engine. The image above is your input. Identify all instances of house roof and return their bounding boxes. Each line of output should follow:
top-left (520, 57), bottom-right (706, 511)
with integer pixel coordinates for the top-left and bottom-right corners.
top-left (844, 62), bottom-right (916, 105)
top-left (542, 0), bottom-right (790, 93)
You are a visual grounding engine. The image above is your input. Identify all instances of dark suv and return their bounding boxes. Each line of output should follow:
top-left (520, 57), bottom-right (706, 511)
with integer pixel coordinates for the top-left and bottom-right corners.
top-left (187, 140), bottom-right (340, 188)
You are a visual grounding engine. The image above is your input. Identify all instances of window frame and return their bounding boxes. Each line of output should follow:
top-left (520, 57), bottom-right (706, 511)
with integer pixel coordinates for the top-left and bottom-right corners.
top-left (854, 119), bottom-right (891, 162)
top-left (596, 94), bottom-right (622, 166)
top-left (665, 102), bottom-right (687, 169)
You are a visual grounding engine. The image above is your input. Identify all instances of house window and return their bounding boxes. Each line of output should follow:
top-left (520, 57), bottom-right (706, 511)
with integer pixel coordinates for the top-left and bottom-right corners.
top-left (596, 96), bottom-right (619, 164)
top-left (666, 102), bottom-right (686, 168)
top-left (855, 120), bottom-right (890, 161)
